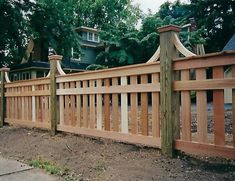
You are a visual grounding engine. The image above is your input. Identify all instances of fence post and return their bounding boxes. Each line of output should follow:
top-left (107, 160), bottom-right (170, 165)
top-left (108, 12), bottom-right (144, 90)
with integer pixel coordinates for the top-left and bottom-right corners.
top-left (0, 67), bottom-right (10, 128)
top-left (158, 25), bottom-right (181, 157)
top-left (48, 55), bottom-right (62, 135)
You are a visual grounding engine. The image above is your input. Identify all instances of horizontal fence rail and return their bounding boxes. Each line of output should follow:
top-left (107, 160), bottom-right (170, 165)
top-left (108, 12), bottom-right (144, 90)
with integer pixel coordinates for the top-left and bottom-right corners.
top-left (56, 62), bottom-right (161, 147)
top-left (173, 51), bottom-right (235, 159)
top-left (4, 78), bottom-right (50, 129)
top-left (1, 25), bottom-right (235, 160)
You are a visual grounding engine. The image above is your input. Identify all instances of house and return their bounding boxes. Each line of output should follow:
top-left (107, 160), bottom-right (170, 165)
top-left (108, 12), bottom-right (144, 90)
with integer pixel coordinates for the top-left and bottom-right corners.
top-left (223, 34), bottom-right (235, 104)
top-left (9, 26), bottom-right (103, 81)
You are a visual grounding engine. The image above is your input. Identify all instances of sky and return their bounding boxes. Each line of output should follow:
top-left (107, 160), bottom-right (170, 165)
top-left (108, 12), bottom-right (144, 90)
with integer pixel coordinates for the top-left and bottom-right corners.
top-left (132, 0), bottom-right (189, 14)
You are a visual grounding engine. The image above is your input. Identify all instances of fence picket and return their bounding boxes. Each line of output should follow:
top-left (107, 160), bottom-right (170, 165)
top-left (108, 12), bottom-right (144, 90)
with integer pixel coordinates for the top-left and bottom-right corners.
top-left (152, 73), bottom-right (160, 137)
top-left (121, 76), bottom-right (128, 133)
top-left (196, 68), bottom-right (207, 143)
top-left (213, 66), bottom-right (225, 145)
top-left (89, 80), bottom-right (95, 129)
top-left (130, 75), bottom-right (138, 134)
top-left (141, 74), bottom-right (148, 136)
top-left (112, 78), bottom-right (119, 132)
top-left (96, 79), bottom-right (102, 130)
top-left (104, 79), bottom-right (110, 131)
top-left (181, 70), bottom-right (191, 141)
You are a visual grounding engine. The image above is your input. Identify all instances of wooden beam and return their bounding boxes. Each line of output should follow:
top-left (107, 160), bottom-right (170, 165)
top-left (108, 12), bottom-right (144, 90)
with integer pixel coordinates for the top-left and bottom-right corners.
top-left (159, 25), bottom-right (180, 157)
top-left (0, 68), bottom-right (10, 127)
top-left (56, 62), bottom-right (160, 83)
top-left (49, 55), bottom-right (62, 135)
top-left (174, 78), bottom-right (235, 90)
top-left (57, 125), bottom-right (161, 148)
top-left (175, 140), bottom-right (235, 160)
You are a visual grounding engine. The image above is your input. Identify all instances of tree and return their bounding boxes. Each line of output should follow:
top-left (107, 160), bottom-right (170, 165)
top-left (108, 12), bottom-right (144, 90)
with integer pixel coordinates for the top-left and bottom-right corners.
top-left (30, 0), bottom-right (80, 59)
top-left (0, 0), bottom-right (34, 66)
top-left (190, 0), bottom-right (235, 52)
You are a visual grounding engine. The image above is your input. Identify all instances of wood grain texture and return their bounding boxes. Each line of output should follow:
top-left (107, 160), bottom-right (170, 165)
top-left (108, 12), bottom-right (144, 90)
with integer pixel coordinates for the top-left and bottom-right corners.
top-left (174, 52), bottom-right (235, 70)
top-left (213, 66), bottom-right (225, 145)
top-left (174, 79), bottom-right (235, 90)
top-left (89, 80), bottom-right (95, 129)
top-left (181, 70), bottom-right (191, 141)
top-left (175, 140), bottom-right (235, 160)
top-left (82, 81), bottom-right (88, 128)
top-left (70, 82), bottom-right (76, 126)
top-left (196, 68), bottom-right (207, 143)
top-left (96, 79), bottom-right (102, 130)
top-left (112, 78), bottom-right (119, 132)
top-left (104, 79), bottom-right (110, 131)
top-left (130, 75), bottom-right (138, 134)
top-left (59, 83), bottom-right (64, 125)
top-left (76, 81), bottom-right (81, 127)
top-left (121, 76), bottom-right (128, 133)
top-left (152, 73), bottom-right (160, 137)
top-left (141, 75), bottom-right (148, 136)
top-left (57, 125), bottom-right (161, 148)
top-left (56, 62), bottom-right (160, 83)
top-left (64, 82), bottom-right (70, 125)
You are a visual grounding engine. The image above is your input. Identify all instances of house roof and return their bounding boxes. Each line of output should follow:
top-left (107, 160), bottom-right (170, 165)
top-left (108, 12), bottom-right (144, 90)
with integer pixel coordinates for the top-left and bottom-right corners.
top-left (75, 26), bottom-right (99, 33)
top-left (223, 34), bottom-right (235, 51)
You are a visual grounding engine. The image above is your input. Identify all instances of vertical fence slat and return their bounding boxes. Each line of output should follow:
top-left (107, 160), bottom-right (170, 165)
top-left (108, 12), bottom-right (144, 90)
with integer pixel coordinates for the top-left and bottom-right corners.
top-left (96, 79), bottom-right (102, 130)
top-left (76, 81), bottom-right (81, 127)
top-left (32, 85), bottom-right (36, 122)
top-left (112, 78), bottom-right (119, 132)
top-left (83, 80), bottom-right (88, 128)
top-left (141, 74), bottom-right (148, 136)
top-left (21, 87), bottom-right (25, 121)
top-left (213, 66), bottom-right (225, 145)
top-left (65, 82), bottom-right (70, 125)
top-left (25, 86), bottom-right (29, 121)
top-left (121, 76), bottom-right (128, 133)
top-left (152, 73), bottom-right (160, 137)
top-left (28, 86), bottom-right (32, 121)
top-left (181, 70), bottom-right (191, 141)
top-left (59, 83), bottom-right (64, 125)
top-left (233, 65), bottom-right (235, 147)
top-left (89, 80), bottom-right (95, 129)
top-left (196, 68), bottom-right (207, 143)
top-left (104, 79), bottom-right (110, 131)
top-left (70, 82), bottom-right (76, 126)
top-left (130, 75), bottom-right (138, 134)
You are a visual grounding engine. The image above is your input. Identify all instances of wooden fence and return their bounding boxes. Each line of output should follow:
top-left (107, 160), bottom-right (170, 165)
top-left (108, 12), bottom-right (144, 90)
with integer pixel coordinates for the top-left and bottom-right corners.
top-left (0, 25), bottom-right (234, 159)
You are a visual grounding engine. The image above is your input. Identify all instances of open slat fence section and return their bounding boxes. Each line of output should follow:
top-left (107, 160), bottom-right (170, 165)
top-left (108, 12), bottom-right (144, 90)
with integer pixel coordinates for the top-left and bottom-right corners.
top-left (173, 52), bottom-right (235, 159)
top-left (4, 78), bottom-right (50, 129)
top-left (56, 62), bottom-right (161, 147)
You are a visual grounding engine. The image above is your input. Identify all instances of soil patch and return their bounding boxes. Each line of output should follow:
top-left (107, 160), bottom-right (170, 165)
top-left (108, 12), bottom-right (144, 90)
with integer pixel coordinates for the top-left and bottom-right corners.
top-left (0, 126), bottom-right (234, 181)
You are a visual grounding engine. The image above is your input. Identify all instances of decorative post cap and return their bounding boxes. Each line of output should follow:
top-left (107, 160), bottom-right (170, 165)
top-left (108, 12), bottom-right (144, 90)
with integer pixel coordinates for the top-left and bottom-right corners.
top-left (158, 25), bottom-right (181, 33)
top-left (0, 67), bottom-right (10, 72)
top-left (48, 55), bottom-right (63, 61)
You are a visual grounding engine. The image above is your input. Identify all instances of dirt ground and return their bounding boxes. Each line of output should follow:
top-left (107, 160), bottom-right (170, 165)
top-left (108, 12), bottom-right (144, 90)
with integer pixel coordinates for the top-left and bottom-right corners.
top-left (0, 126), bottom-right (235, 181)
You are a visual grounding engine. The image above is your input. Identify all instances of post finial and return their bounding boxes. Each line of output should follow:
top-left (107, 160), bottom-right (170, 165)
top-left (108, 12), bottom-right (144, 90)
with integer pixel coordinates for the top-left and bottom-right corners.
top-left (0, 67), bottom-right (10, 72)
top-left (48, 55), bottom-right (63, 61)
top-left (158, 25), bottom-right (181, 33)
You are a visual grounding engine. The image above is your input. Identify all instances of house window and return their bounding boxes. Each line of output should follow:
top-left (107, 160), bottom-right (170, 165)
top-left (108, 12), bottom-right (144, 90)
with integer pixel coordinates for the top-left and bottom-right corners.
top-left (94, 33), bottom-right (99, 42)
top-left (22, 72), bottom-right (31, 80)
top-left (88, 32), bottom-right (93, 41)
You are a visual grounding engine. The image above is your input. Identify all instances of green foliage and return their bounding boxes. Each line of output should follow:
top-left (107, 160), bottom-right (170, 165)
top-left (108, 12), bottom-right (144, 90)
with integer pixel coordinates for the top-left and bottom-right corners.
top-left (0, 0), bottom-right (34, 66)
top-left (190, 0), bottom-right (235, 52)
top-left (29, 157), bottom-right (77, 181)
top-left (30, 0), bottom-right (80, 59)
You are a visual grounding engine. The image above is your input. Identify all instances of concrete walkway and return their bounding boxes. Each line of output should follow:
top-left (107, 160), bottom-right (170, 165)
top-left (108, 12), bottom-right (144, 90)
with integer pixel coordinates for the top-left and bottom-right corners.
top-left (0, 157), bottom-right (59, 181)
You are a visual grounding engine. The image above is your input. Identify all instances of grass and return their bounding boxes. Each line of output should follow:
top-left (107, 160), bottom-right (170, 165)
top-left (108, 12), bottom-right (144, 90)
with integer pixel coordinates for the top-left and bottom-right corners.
top-left (29, 156), bottom-right (78, 181)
